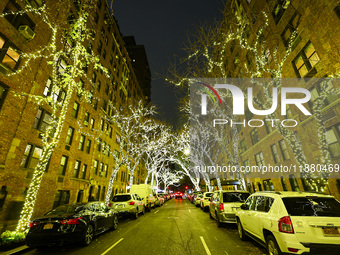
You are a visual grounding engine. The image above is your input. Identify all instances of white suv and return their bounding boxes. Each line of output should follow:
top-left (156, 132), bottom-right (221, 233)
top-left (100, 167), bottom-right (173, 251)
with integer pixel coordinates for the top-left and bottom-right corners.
top-left (236, 191), bottom-right (340, 255)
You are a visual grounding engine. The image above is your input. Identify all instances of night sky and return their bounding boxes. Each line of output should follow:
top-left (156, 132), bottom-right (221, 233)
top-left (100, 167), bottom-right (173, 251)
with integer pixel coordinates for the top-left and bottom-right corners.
top-left (111, 0), bottom-right (225, 126)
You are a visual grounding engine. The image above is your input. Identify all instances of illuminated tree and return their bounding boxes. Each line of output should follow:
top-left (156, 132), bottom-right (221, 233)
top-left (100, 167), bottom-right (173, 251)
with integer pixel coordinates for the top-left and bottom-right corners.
top-left (0, 0), bottom-right (109, 232)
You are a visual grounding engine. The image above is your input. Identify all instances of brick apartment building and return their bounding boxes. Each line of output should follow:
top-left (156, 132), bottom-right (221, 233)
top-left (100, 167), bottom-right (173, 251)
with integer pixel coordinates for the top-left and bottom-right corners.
top-left (0, 0), bottom-right (148, 232)
top-left (213, 0), bottom-right (340, 199)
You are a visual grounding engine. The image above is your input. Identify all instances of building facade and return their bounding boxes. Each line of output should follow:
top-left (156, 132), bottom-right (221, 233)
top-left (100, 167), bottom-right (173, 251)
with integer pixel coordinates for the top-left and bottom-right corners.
top-left (0, 0), bottom-right (147, 232)
top-left (214, 0), bottom-right (340, 200)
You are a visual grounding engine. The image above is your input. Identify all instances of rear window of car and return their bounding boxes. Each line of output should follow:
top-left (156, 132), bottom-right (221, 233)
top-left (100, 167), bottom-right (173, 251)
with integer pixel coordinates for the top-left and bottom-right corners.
top-left (205, 193), bottom-right (213, 197)
top-left (282, 197), bottom-right (340, 217)
top-left (45, 205), bottom-right (79, 215)
top-left (223, 192), bottom-right (250, 203)
top-left (113, 195), bottom-right (131, 202)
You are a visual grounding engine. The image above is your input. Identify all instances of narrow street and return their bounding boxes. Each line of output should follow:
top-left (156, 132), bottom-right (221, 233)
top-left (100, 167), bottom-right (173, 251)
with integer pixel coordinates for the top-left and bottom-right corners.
top-left (24, 199), bottom-right (266, 255)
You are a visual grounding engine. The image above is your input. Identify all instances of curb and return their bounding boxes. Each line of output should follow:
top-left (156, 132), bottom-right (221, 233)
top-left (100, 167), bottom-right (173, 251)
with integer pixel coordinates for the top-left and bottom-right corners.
top-left (0, 245), bottom-right (33, 255)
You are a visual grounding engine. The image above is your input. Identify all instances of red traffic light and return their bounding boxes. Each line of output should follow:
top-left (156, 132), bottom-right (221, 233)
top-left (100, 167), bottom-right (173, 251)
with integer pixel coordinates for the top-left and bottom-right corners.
top-left (185, 186), bottom-right (188, 189)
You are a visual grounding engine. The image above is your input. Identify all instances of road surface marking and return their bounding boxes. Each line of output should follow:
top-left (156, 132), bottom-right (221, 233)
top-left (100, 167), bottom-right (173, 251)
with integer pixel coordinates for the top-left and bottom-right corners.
top-left (101, 238), bottom-right (124, 255)
top-left (188, 209), bottom-right (191, 213)
top-left (154, 210), bottom-right (159, 214)
top-left (200, 236), bottom-right (212, 255)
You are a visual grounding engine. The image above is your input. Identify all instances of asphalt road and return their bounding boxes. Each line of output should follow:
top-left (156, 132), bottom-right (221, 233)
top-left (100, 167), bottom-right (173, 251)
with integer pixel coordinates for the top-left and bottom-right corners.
top-left (24, 198), bottom-right (266, 255)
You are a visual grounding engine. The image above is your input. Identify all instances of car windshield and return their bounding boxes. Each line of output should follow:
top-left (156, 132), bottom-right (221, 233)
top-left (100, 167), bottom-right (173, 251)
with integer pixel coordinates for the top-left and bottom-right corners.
top-left (113, 195), bottom-right (131, 202)
top-left (205, 193), bottom-right (213, 197)
top-left (223, 192), bottom-right (250, 203)
top-left (45, 205), bottom-right (79, 215)
top-left (282, 197), bottom-right (340, 217)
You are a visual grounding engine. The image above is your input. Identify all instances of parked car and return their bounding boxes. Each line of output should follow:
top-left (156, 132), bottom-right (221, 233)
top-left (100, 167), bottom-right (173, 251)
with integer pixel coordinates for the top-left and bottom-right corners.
top-left (236, 191), bottom-right (340, 255)
top-left (175, 192), bottom-right (183, 199)
top-left (195, 194), bottom-right (203, 207)
top-left (155, 194), bottom-right (164, 207)
top-left (26, 202), bottom-right (118, 248)
top-left (130, 184), bottom-right (155, 211)
top-left (200, 192), bottom-right (213, 211)
top-left (192, 191), bottom-right (203, 204)
top-left (109, 193), bottom-right (145, 219)
top-left (210, 190), bottom-right (250, 227)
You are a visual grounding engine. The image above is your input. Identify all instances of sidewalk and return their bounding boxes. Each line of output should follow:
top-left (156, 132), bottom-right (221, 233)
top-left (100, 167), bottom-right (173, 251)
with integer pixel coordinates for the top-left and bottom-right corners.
top-left (0, 245), bottom-right (32, 255)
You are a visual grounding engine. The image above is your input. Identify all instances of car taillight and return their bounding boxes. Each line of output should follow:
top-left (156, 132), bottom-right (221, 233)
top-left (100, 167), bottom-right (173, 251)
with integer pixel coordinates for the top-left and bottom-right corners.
top-left (219, 203), bottom-right (224, 212)
top-left (278, 216), bottom-right (294, 233)
top-left (287, 248), bottom-right (299, 253)
top-left (180, 193), bottom-right (183, 196)
top-left (129, 201), bottom-right (135, 205)
top-left (60, 217), bottom-right (82, 225)
top-left (29, 222), bottom-right (39, 228)
top-left (108, 203), bottom-right (112, 207)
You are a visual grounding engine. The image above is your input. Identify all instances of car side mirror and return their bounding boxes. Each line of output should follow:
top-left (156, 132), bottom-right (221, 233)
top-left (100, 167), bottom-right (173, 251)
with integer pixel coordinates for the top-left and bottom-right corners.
top-left (240, 204), bottom-right (248, 210)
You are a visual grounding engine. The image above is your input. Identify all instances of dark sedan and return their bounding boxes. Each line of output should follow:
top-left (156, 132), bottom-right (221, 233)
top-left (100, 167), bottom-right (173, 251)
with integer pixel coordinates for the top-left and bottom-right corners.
top-left (26, 202), bottom-right (118, 247)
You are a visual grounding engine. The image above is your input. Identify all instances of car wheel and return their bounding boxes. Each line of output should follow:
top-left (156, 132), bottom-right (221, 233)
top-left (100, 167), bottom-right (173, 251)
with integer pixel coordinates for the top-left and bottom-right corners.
top-left (266, 235), bottom-right (281, 255)
top-left (134, 209), bottom-right (139, 219)
top-left (209, 211), bottom-right (213, 219)
top-left (111, 215), bottom-right (118, 230)
top-left (81, 224), bottom-right (94, 246)
top-left (237, 219), bottom-right (248, 241)
top-left (216, 212), bottom-right (222, 228)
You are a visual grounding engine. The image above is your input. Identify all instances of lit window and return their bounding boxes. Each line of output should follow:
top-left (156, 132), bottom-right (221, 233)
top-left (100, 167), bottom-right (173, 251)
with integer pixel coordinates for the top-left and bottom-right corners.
top-left (84, 111), bottom-right (89, 126)
top-left (81, 164), bottom-right (87, 179)
top-left (3, 0), bottom-right (35, 31)
top-left (86, 139), bottom-right (91, 154)
top-left (293, 41), bottom-right (320, 77)
top-left (59, 156), bottom-right (68, 175)
top-left (90, 117), bottom-right (95, 130)
top-left (326, 125), bottom-right (340, 158)
top-left (270, 144), bottom-right (280, 163)
top-left (21, 144), bottom-right (43, 169)
top-left (73, 160), bottom-right (81, 178)
top-left (93, 160), bottom-right (98, 175)
top-left (255, 152), bottom-right (265, 168)
top-left (33, 108), bottom-right (53, 132)
top-left (78, 134), bottom-right (85, 151)
top-left (250, 128), bottom-right (260, 145)
top-left (279, 139), bottom-right (290, 160)
top-left (65, 126), bottom-right (74, 145)
top-left (72, 101), bottom-right (79, 118)
top-left (0, 34), bottom-right (20, 70)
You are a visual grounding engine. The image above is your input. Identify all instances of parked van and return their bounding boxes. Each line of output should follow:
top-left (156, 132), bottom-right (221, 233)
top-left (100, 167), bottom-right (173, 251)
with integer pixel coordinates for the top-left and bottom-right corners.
top-left (130, 184), bottom-right (155, 211)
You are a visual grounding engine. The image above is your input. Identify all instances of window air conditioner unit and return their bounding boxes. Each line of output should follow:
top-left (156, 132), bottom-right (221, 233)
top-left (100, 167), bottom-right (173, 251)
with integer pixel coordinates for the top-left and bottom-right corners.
top-left (0, 63), bottom-right (11, 75)
top-left (18, 25), bottom-right (35, 40)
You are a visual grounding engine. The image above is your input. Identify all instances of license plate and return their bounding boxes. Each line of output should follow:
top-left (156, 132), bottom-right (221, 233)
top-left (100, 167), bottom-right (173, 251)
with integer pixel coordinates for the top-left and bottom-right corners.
top-left (43, 223), bottom-right (53, 230)
top-left (116, 204), bottom-right (125, 208)
top-left (322, 227), bottom-right (340, 236)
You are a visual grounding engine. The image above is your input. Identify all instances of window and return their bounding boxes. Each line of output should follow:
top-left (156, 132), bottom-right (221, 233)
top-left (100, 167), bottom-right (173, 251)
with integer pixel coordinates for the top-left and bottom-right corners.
top-left (21, 144), bottom-right (42, 169)
top-left (309, 81), bottom-right (338, 112)
top-left (65, 126), bottom-right (74, 145)
top-left (293, 41), bottom-right (320, 77)
top-left (250, 128), bottom-right (260, 145)
top-left (102, 49), bottom-right (106, 59)
top-left (86, 139), bottom-right (91, 154)
top-left (263, 179), bottom-right (275, 191)
top-left (99, 163), bottom-right (104, 177)
top-left (93, 99), bottom-right (98, 110)
top-left (72, 101), bottom-right (79, 118)
top-left (92, 72), bottom-right (97, 84)
top-left (101, 186), bottom-right (105, 201)
top-left (33, 108), bottom-right (52, 133)
top-left (105, 83), bottom-right (109, 95)
top-left (97, 41), bottom-right (102, 54)
top-left (84, 111), bottom-right (89, 126)
top-left (255, 196), bottom-right (274, 212)
top-left (58, 58), bottom-right (67, 74)
top-left (93, 160), bottom-right (99, 175)
top-left (264, 47), bottom-right (272, 63)
top-left (255, 152), bottom-right (265, 168)
top-left (270, 144), bottom-right (280, 163)
top-left (289, 174), bottom-right (300, 191)
top-left (281, 12), bottom-right (301, 47)
top-left (272, 0), bottom-right (286, 24)
top-left (81, 164), bottom-right (87, 179)
top-left (59, 155), bottom-right (68, 175)
top-left (0, 82), bottom-right (8, 110)
top-left (0, 34), bottom-right (21, 70)
top-left (53, 190), bottom-right (70, 209)
top-left (3, 0), bottom-right (35, 31)
top-left (239, 139), bottom-right (247, 153)
top-left (109, 127), bottom-right (113, 138)
top-left (90, 117), bottom-right (95, 130)
top-left (326, 125), bottom-right (340, 158)
top-left (245, 109), bottom-right (253, 121)
top-left (73, 160), bottom-right (81, 178)
top-left (334, 4), bottom-right (340, 20)
top-left (94, 12), bottom-right (99, 23)
top-left (97, 138), bottom-right (102, 151)
top-left (78, 134), bottom-right (85, 151)
top-left (43, 78), bottom-right (66, 104)
top-left (281, 177), bottom-right (288, 191)
top-left (278, 139), bottom-right (290, 160)
top-left (265, 120), bottom-right (273, 134)
top-left (100, 119), bottom-right (104, 131)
